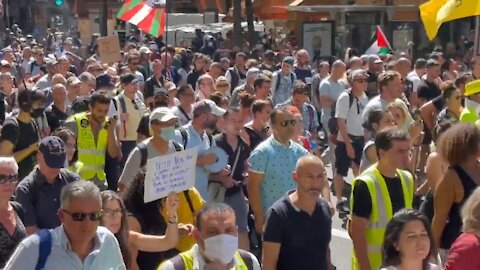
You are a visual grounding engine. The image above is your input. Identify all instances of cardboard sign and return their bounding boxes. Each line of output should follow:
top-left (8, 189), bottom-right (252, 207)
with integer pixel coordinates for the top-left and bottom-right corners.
top-left (97, 35), bottom-right (122, 64)
top-left (144, 147), bottom-right (198, 203)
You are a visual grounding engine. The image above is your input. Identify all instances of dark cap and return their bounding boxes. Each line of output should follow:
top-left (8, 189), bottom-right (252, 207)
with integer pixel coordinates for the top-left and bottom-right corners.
top-left (283, 56), bottom-right (294, 65)
top-left (120, 73), bottom-right (138, 85)
top-left (264, 50), bottom-right (274, 60)
top-left (38, 136), bottom-right (66, 168)
top-left (95, 74), bottom-right (115, 90)
top-left (153, 86), bottom-right (169, 98)
top-left (426, 59), bottom-right (439, 68)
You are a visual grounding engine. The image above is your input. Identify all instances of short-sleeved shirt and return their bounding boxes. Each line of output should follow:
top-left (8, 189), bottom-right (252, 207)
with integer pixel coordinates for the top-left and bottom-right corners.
top-left (263, 190), bottom-right (332, 270)
top-left (248, 137), bottom-right (308, 212)
top-left (4, 226), bottom-right (126, 270)
top-left (417, 80), bottom-right (441, 102)
top-left (444, 233), bottom-right (480, 270)
top-left (173, 124), bottom-right (216, 200)
top-left (118, 137), bottom-right (179, 188)
top-left (1, 117), bottom-right (40, 179)
top-left (318, 77), bottom-right (346, 123)
top-left (45, 104), bottom-right (69, 132)
top-left (407, 71), bottom-right (421, 93)
top-left (352, 174), bottom-right (411, 219)
top-left (335, 91), bottom-right (368, 141)
top-left (171, 105), bottom-right (193, 127)
top-left (14, 167), bottom-right (80, 229)
top-left (114, 94), bottom-right (147, 141)
top-left (214, 133), bottom-right (251, 195)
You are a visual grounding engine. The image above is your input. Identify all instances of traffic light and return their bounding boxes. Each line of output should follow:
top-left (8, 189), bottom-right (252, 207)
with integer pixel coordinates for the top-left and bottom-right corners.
top-left (55, 0), bottom-right (64, 6)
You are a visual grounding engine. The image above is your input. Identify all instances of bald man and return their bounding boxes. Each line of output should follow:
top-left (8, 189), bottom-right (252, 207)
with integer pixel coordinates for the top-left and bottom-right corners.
top-left (263, 155), bottom-right (333, 270)
top-left (396, 57), bottom-right (415, 108)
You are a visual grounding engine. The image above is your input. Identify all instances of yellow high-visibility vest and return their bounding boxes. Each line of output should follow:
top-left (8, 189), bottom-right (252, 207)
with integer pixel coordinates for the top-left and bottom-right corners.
top-left (351, 167), bottom-right (414, 270)
top-left (72, 112), bottom-right (107, 181)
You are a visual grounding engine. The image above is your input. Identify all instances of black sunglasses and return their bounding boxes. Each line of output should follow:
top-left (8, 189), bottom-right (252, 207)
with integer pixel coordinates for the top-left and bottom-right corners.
top-left (0, 174), bottom-right (19, 184)
top-left (280, 119), bottom-right (296, 127)
top-left (63, 209), bottom-right (102, 222)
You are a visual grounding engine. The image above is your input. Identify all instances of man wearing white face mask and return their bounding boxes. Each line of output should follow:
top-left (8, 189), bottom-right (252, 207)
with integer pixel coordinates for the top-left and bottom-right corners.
top-left (159, 203), bottom-right (261, 270)
top-left (118, 107), bottom-right (181, 192)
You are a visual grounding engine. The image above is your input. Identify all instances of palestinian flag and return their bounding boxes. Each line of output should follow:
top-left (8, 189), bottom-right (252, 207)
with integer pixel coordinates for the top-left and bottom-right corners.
top-left (117, 0), bottom-right (167, 37)
top-left (365, 26), bottom-right (392, 55)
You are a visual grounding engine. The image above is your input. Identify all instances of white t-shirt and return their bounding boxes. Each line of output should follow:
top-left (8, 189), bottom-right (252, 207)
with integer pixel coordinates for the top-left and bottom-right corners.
top-left (335, 90), bottom-right (368, 141)
top-left (407, 71), bottom-right (421, 92)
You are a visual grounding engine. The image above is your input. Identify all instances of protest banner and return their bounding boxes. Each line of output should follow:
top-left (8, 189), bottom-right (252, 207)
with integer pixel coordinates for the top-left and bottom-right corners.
top-left (97, 35), bottom-right (122, 64)
top-left (144, 147), bottom-right (198, 203)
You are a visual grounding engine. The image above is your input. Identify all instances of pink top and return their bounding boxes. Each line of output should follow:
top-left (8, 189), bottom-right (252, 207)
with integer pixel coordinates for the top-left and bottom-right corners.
top-left (444, 232), bottom-right (480, 270)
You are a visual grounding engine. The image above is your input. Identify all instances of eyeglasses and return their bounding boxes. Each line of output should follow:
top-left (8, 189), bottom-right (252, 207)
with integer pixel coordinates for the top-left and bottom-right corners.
top-left (103, 208), bottom-right (123, 218)
top-left (280, 119), bottom-right (296, 127)
top-left (0, 174), bottom-right (19, 184)
top-left (132, 100), bottom-right (139, 110)
top-left (63, 209), bottom-right (102, 221)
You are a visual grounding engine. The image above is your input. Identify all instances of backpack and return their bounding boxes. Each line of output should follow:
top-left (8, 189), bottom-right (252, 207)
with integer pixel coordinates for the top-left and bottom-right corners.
top-left (275, 72), bottom-right (295, 92)
top-left (136, 142), bottom-right (195, 215)
top-left (327, 90), bottom-right (354, 137)
top-left (35, 229), bottom-right (52, 270)
top-left (177, 126), bottom-right (212, 149)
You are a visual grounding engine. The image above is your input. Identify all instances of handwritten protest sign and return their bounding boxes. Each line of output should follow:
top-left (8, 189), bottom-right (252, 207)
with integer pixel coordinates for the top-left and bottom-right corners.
top-left (97, 35), bottom-right (122, 64)
top-left (144, 147), bottom-right (198, 203)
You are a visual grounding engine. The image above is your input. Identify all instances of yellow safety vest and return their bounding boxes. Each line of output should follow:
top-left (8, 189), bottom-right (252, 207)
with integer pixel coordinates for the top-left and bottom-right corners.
top-left (350, 167), bottom-right (414, 270)
top-left (158, 247), bottom-right (250, 270)
top-left (72, 112), bottom-right (108, 181)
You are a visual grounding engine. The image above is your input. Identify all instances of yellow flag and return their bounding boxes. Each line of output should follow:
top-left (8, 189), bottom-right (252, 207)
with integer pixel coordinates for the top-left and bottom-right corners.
top-left (420, 0), bottom-right (480, 40)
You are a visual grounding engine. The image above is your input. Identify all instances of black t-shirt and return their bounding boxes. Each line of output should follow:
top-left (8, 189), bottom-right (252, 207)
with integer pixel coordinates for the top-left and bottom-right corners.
top-left (243, 125), bottom-right (269, 151)
top-left (213, 133), bottom-right (251, 196)
top-left (1, 118), bottom-right (40, 179)
top-left (352, 174), bottom-right (411, 219)
top-left (137, 114), bottom-right (150, 138)
top-left (431, 95), bottom-right (445, 112)
top-left (366, 71), bottom-right (379, 97)
top-left (263, 191), bottom-right (332, 270)
top-left (417, 80), bottom-right (441, 102)
top-left (144, 75), bottom-right (165, 100)
top-left (45, 105), bottom-right (69, 132)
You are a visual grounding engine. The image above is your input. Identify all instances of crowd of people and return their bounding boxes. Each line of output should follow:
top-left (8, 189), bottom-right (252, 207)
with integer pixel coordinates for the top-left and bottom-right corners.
top-left (0, 25), bottom-right (479, 270)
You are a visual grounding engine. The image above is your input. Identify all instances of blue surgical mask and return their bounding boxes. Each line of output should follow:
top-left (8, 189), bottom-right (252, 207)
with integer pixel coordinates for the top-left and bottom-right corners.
top-left (159, 127), bottom-right (176, 141)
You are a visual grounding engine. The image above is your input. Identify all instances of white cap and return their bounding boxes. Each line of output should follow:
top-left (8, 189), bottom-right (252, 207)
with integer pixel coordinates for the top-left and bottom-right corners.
top-left (149, 107), bottom-right (178, 123)
top-left (193, 99), bottom-right (226, 117)
top-left (139, 46), bottom-right (152, 55)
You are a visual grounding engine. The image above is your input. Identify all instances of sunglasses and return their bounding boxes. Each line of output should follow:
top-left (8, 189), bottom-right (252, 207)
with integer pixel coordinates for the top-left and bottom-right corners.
top-left (63, 209), bottom-right (102, 221)
top-left (280, 119), bottom-right (296, 127)
top-left (0, 174), bottom-right (19, 184)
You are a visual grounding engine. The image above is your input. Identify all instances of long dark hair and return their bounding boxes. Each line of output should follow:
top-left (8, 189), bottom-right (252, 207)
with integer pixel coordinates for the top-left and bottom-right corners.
top-left (122, 169), bottom-right (167, 235)
top-left (52, 128), bottom-right (78, 165)
top-left (100, 191), bottom-right (131, 269)
top-left (381, 209), bottom-right (434, 269)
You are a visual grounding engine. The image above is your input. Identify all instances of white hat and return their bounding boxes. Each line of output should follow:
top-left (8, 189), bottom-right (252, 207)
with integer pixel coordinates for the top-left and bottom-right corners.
top-left (193, 99), bottom-right (226, 117)
top-left (149, 107), bottom-right (178, 122)
top-left (139, 46), bottom-right (152, 55)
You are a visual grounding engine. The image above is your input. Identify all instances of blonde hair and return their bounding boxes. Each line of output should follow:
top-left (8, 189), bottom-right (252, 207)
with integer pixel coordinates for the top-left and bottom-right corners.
top-left (462, 187), bottom-right (480, 233)
top-left (387, 101), bottom-right (408, 123)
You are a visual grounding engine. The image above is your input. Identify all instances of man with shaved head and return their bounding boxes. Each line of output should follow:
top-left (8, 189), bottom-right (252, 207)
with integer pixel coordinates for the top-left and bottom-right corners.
top-left (396, 57), bottom-right (415, 107)
top-left (263, 155), bottom-right (333, 270)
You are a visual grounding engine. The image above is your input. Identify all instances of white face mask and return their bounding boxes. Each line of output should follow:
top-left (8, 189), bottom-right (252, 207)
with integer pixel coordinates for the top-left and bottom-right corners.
top-left (203, 234), bottom-right (238, 265)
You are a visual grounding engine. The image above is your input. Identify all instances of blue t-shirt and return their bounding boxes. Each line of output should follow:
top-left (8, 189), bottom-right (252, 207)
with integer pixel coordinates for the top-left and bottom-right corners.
top-left (248, 137), bottom-right (308, 212)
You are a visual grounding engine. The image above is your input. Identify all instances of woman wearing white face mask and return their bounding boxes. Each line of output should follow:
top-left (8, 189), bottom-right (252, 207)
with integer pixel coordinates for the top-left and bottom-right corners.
top-left (159, 203), bottom-right (261, 270)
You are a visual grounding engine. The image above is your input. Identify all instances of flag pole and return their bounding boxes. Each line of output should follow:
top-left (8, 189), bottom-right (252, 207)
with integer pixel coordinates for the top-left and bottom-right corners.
top-left (475, 16), bottom-right (480, 59)
top-left (164, 0), bottom-right (169, 47)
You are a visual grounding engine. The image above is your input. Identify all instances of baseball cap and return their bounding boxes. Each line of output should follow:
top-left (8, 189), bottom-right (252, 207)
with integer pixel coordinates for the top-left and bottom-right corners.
top-left (67, 76), bottom-right (81, 86)
top-left (246, 68), bottom-right (261, 78)
top-left (0, 60), bottom-right (10, 67)
top-left (120, 73), bottom-right (138, 85)
top-left (46, 57), bottom-right (58, 66)
top-left (139, 46), bottom-right (152, 55)
top-left (193, 99), bottom-right (226, 117)
top-left (153, 86), bottom-right (169, 98)
top-left (369, 55), bottom-right (383, 64)
top-left (350, 69), bottom-right (369, 80)
top-left (38, 136), bottom-right (66, 169)
top-left (264, 50), bottom-right (274, 60)
top-left (283, 56), bottom-right (295, 65)
top-left (464, 80), bottom-right (480, 97)
top-left (150, 107), bottom-right (178, 123)
top-left (96, 74), bottom-right (115, 90)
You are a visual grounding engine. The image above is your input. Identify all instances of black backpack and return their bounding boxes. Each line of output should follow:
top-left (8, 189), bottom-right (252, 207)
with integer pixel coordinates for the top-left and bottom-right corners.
top-left (136, 142), bottom-right (195, 215)
top-left (327, 90), bottom-right (355, 136)
top-left (275, 72), bottom-right (295, 92)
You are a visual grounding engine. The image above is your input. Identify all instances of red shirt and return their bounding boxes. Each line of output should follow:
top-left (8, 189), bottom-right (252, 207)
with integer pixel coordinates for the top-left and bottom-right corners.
top-left (444, 232), bottom-right (480, 270)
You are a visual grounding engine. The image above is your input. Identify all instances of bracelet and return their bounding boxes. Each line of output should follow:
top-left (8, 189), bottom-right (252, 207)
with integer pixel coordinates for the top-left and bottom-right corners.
top-left (168, 215), bottom-right (178, 224)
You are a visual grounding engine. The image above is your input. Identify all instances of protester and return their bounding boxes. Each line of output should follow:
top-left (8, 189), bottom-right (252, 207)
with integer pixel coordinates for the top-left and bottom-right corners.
top-left (380, 209), bottom-right (440, 270)
top-left (159, 203), bottom-right (261, 270)
top-left (263, 155), bottom-right (332, 270)
top-left (0, 157), bottom-right (25, 268)
top-left (5, 181), bottom-right (126, 269)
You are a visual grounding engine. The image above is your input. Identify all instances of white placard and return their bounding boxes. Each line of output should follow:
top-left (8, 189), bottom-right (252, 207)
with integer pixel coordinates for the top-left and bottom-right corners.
top-left (144, 147), bottom-right (198, 203)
